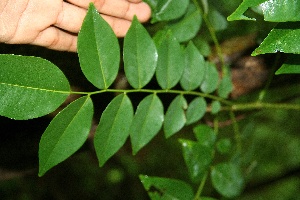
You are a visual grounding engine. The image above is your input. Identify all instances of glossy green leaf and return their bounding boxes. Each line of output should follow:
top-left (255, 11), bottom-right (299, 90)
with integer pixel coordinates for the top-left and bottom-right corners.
top-left (211, 163), bottom-right (245, 198)
top-left (186, 97), bottom-right (207, 125)
top-left (200, 62), bottom-right (219, 93)
top-left (94, 94), bottom-right (133, 167)
top-left (156, 31), bottom-right (184, 89)
top-left (211, 101), bottom-right (221, 114)
top-left (164, 95), bottom-right (187, 138)
top-left (216, 138), bottom-right (232, 155)
top-left (276, 55), bottom-right (300, 74)
top-left (227, 0), bottom-right (268, 21)
top-left (180, 42), bottom-right (206, 91)
top-left (39, 96), bottom-right (93, 176)
top-left (167, 4), bottom-right (202, 42)
top-left (193, 125), bottom-right (216, 148)
top-left (130, 94), bottom-right (164, 155)
top-left (229, 0), bottom-right (300, 22)
top-left (253, 22), bottom-right (300, 55)
top-left (139, 175), bottom-right (194, 200)
top-left (179, 139), bottom-right (213, 183)
top-left (0, 54), bottom-right (70, 120)
top-left (152, 0), bottom-right (189, 23)
top-left (78, 3), bottom-right (120, 89)
top-left (124, 16), bottom-right (158, 89)
top-left (218, 75), bottom-right (233, 98)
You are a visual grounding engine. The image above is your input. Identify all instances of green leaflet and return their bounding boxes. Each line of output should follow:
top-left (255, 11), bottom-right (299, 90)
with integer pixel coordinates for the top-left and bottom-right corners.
top-left (179, 139), bottom-right (213, 183)
top-left (0, 54), bottom-right (70, 120)
top-left (156, 31), bottom-right (184, 89)
top-left (276, 55), bottom-right (300, 74)
top-left (180, 41), bottom-right (206, 91)
top-left (253, 22), bottom-right (300, 55)
top-left (200, 62), bottom-right (219, 94)
top-left (151, 0), bottom-right (189, 23)
top-left (94, 94), bottom-right (134, 167)
top-left (124, 16), bottom-right (158, 89)
top-left (39, 96), bottom-right (93, 176)
top-left (140, 175), bottom-right (194, 200)
top-left (193, 125), bottom-right (216, 148)
top-left (164, 95), bottom-right (187, 138)
top-left (167, 3), bottom-right (202, 42)
top-left (130, 94), bottom-right (164, 155)
top-left (211, 163), bottom-right (245, 198)
top-left (228, 0), bottom-right (300, 22)
top-left (78, 3), bottom-right (120, 89)
top-left (218, 75), bottom-right (233, 99)
top-left (186, 97), bottom-right (207, 125)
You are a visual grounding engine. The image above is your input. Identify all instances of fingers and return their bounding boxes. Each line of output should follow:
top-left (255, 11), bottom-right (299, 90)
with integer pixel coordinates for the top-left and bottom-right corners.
top-left (55, 2), bottom-right (133, 37)
top-left (31, 26), bottom-right (77, 52)
top-left (66, 0), bottom-right (151, 22)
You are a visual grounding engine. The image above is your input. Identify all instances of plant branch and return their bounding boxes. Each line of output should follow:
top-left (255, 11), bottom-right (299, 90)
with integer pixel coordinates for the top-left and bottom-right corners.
top-left (193, 172), bottom-right (208, 200)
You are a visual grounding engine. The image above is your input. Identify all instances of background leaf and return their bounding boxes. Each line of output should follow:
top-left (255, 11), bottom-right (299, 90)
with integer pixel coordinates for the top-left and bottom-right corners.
top-left (200, 62), bottom-right (219, 93)
top-left (218, 75), bottom-right (233, 98)
top-left (193, 125), bottom-right (216, 148)
top-left (130, 94), bottom-right (164, 155)
top-left (186, 97), bottom-right (207, 125)
top-left (167, 4), bottom-right (202, 42)
top-left (179, 139), bottom-right (213, 183)
top-left (164, 95), bottom-right (187, 138)
top-left (39, 96), bottom-right (93, 176)
top-left (156, 31), bottom-right (184, 89)
top-left (123, 16), bottom-right (158, 89)
top-left (94, 94), bottom-right (133, 167)
top-left (151, 0), bottom-right (189, 23)
top-left (211, 101), bottom-right (221, 114)
top-left (78, 3), bottom-right (120, 89)
top-left (180, 42), bottom-right (206, 91)
top-left (253, 22), bottom-right (300, 55)
top-left (139, 175), bottom-right (194, 200)
top-left (275, 54), bottom-right (300, 74)
top-left (211, 162), bottom-right (245, 198)
top-left (0, 54), bottom-right (70, 120)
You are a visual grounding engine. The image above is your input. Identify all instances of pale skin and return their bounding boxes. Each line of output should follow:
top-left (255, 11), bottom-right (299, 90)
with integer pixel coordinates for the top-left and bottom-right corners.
top-left (0, 0), bottom-right (151, 52)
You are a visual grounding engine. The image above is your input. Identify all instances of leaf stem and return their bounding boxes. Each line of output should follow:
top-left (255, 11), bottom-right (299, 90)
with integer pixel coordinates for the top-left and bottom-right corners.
top-left (193, 171), bottom-right (208, 200)
top-left (191, 0), bottom-right (226, 76)
top-left (229, 110), bottom-right (242, 153)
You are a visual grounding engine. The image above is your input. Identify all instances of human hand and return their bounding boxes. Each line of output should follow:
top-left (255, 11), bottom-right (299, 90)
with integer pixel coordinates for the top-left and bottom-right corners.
top-left (0, 0), bottom-right (151, 52)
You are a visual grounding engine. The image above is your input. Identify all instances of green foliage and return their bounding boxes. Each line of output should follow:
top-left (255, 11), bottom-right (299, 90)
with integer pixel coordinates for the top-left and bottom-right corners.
top-left (78, 3), bottom-right (120, 89)
top-left (0, 55), bottom-right (70, 120)
top-left (1, 0), bottom-right (300, 199)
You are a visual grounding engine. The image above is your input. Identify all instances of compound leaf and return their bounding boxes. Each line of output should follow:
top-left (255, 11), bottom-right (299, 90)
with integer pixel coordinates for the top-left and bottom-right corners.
top-left (193, 125), bottom-right (216, 148)
top-left (164, 95), bottom-right (187, 138)
top-left (78, 3), bottom-right (120, 89)
top-left (94, 94), bottom-right (133, 167)
top-left (130, 94), bottom-right (164, 155)
top-left (0, 54), bottom-right (70, 120)
top-left (124, 16), bottom-right (158, 89)
top-left (39, 96), bottom-right (93, 176)
top-left (140, 175), bottom-right (194, 200)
